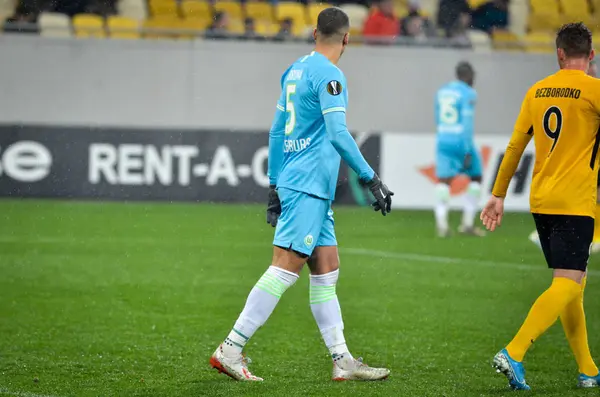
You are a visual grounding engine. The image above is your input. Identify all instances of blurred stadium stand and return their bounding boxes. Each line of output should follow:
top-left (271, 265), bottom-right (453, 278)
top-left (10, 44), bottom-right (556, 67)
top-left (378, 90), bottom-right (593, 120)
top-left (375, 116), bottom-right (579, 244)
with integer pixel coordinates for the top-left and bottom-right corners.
top-left (0, 0), bottom-right (598, 51)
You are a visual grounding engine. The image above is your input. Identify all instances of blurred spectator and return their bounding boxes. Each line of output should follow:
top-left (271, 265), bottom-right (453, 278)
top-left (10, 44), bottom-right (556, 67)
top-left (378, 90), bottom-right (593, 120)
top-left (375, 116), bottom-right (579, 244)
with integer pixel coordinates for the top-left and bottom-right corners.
top-left (437, 0), bottom-right (470, 37)
top-left (362, 0), bottom-right (400, 40)
top-left (3, 3), bottom-right (38, 34)
top-left (51, 0), bottom-right (89, 17)
top-left (401, 0), bottom-right (435, 38)
top-left (336, 0), bottom-right (370, 7)
top-left (404, 15), bottom-right (427, 41)
top-left (85, 0), bottom-right (117, 16)
top-left (206, 11), bottom-right (229, 39)
top-left (244, 17), bottom-right (257, 37)
top-left (448, 13), bottom-right (471, 45)
top-left (274, 18), bottom-right (293, 41)
top-left (471, 0), bottom-right (509, 34)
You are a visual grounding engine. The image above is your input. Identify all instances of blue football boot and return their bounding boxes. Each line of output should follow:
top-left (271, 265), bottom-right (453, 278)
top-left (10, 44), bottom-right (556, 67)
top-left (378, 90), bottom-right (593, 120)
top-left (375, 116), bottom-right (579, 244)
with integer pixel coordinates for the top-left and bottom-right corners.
top-left (578, 373), bottom-right (600, 388)
top-left (493, 348), bottom-right (531, 391)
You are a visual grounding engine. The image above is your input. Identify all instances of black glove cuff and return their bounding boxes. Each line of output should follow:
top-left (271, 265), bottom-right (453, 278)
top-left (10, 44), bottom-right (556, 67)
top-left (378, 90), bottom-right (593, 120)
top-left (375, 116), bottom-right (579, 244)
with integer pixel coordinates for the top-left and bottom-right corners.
top-left (364, 173), bottom-right (380, 187)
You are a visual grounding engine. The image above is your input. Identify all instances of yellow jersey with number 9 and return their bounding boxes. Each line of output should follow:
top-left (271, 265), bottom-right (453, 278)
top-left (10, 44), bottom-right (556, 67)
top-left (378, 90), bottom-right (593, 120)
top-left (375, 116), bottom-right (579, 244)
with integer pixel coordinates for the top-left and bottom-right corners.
top-left (493, 69), bottom-right (600, 218)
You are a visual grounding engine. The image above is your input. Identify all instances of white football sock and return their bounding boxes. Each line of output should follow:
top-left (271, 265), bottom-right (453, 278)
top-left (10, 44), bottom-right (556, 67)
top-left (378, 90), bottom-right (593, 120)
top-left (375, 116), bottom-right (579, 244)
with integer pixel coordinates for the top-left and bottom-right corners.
top-left (310, 269), bottom-right (355, 370)
top-left (462, 181), bottom-right (481, 229)
top-left (222, 266), bottom-right (298, 357)
top-left (434, 183), bottom-right (450, 231)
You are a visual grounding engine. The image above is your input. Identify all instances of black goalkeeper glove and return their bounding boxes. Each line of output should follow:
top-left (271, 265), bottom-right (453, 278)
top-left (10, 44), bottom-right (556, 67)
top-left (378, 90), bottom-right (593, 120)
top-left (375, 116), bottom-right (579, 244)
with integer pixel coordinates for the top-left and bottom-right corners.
top-left (365, 174), bottom-right (394, 216)
top-left (266, 185), bottom-right (281, 227)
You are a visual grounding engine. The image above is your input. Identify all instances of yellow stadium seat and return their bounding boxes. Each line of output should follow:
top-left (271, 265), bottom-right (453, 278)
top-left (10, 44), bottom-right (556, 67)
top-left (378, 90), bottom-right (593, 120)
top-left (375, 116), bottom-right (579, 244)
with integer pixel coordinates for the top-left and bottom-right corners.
top-left (528, 11), bottom-right (562, 33)
top-left (275, 2), bottom-right (307, 35)
top-left (107, 16), bottom-right (139, 39)
top-left (530, 0), bottom-right (558, 14)
top-left (143, 16), bottom-right (181, 39)
top-left (559, 0), bottom-right (592, 26)
top-left (181, 1), bottom-right (212, 20)
top-left (528, 0), bottom-right (561, 31)
top-left (492, 30), bottom-right (522, 51)
top-left (468, 0), bottom-right (488, 8)
top-left (307, 3), bottom-right (331, 26)
top-left (524, 32), bottom-right (554, 53)
top-left (214, 1), bottom-right (244, 20)
top-left (245, 2), bottom-right (274, 22)
top-left (73, 14), bottom-right (105, 38)
top-left (149, 0), bottom-right (179, 17)
top-left (179, 17), bottom-right (209, 39)
top-left (228, 18), bottom-right (245, 34)
top-left (394, 4), bottom-right (407, 17)
top-left (255, 19), bottom-right (278, 35)
top-left (558, 0), bottom-right (590, 13)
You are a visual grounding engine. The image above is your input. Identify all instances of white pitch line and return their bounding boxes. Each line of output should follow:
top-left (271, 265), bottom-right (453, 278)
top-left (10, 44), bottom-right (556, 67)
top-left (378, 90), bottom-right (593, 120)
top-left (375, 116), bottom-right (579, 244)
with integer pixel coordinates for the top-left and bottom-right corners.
top-left (0, 388), bottom-right (61, 397)
top-left (1, 235), bottom-right (599, 276)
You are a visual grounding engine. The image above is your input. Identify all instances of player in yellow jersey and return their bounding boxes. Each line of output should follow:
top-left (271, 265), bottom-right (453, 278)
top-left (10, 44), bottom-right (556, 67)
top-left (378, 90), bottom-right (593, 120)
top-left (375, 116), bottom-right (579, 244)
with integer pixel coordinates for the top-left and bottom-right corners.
top-left (481, 23), bottom-right (600, 390)
top-left (589, 60), bottom-right (600, 252)
top-left (528, 59), bottom-right (600, 250)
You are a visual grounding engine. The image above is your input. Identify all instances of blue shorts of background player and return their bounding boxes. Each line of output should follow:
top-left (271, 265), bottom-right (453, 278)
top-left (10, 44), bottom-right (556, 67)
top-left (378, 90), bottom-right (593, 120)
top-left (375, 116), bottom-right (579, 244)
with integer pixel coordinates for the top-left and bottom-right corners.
top-left (273, 187), bottom-right (337, 256)
top-left (436, 143), bottom-right (482, 179)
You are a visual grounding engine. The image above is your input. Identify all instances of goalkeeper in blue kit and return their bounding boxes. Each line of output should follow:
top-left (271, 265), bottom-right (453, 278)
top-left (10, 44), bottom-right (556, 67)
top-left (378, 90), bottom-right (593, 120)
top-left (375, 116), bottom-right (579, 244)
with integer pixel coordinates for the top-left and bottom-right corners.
top-left (210, 7), bottom-right (393, 382)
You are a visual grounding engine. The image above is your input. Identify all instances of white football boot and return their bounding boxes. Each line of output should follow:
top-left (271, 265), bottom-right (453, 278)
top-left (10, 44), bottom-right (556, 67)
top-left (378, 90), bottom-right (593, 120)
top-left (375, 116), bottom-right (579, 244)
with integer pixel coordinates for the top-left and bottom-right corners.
top-left (458, 225), bottom-right (486, 237)
top-left (437, 227), bottom-right (451, 238)
top-left (209, 344), bottom-right (263, 381)
top-left (332, 356), bottom-right (390, 381)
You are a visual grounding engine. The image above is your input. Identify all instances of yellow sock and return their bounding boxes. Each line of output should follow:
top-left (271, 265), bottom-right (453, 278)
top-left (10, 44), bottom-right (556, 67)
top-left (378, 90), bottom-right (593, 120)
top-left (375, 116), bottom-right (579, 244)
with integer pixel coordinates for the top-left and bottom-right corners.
top-left (594, 205), bottom-right (600, 242)
top-left (560, 277), bottom-right (599, 376)
top-left (506, 277), bottom-right (581, 362)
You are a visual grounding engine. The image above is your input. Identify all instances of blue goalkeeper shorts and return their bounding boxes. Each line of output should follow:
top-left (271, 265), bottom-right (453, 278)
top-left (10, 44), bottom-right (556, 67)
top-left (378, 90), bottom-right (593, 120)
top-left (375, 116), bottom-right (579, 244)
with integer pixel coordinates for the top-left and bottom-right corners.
top-left (436, 143), bottom-right (482, 179)
top-left (273, 187), bottom-right (337, 256)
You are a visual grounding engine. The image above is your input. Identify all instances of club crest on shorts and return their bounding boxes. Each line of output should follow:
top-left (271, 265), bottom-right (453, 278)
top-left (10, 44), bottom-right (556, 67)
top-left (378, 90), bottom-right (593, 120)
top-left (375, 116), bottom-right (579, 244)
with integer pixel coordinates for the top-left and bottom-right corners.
top-left (327, 81), bottom-right (343, 96)
top-left (304, 234), bottom-right (314, 247)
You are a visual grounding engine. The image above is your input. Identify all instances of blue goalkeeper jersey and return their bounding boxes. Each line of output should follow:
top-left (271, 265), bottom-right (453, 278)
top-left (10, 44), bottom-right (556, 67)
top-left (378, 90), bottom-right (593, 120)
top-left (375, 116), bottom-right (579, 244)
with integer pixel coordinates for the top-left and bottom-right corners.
top-left (435, 80), bottom-right (477, 151)
top-left (268, 51), bottom-right (372, 200)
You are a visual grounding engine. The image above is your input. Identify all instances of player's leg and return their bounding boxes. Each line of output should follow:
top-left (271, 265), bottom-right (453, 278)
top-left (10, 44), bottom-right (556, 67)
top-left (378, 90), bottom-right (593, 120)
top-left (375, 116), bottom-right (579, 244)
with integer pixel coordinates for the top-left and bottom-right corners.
top-left (435, 147), bottom-right (459, 237)
top-left (435, 177), bottom-right (452, 237)
top-left (458, 149), bottom-right (485, 236)
top-left (555, 215), bottom-right (599, 387)
top-left (560, 273), bottom-right (600, 387)
top-left (211, 188), bottom-right (322, 381)
top-left (307, 209), bottom-right (389, 381)
top-left (494, 214), bottom-right (590, 390)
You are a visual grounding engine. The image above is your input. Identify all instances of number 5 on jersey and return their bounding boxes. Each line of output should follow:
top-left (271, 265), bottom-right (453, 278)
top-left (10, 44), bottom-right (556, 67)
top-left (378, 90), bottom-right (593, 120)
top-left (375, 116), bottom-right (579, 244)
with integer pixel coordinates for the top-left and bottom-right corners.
top-left (285, 84), bottom-right (296, 136)
top-left (543, 106), bottom-right (563, 155)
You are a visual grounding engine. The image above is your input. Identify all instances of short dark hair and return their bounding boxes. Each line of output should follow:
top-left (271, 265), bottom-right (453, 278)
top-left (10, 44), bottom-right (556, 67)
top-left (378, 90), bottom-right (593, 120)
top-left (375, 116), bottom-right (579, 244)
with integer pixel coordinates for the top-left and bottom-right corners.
top-left (316, 7), bottom-right (349, 41)
top-left (556, 22), bottom-right (592, 58)
top-left (456, 61), bottom-right (474, 80)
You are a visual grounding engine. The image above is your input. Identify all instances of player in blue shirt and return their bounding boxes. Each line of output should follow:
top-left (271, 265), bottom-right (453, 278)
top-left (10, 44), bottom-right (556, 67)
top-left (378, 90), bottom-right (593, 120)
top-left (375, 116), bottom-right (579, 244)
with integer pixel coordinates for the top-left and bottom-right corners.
top-left (210, 8), bottom-right (393, 382)
top-left (434, 62), bottom-right (485, 237)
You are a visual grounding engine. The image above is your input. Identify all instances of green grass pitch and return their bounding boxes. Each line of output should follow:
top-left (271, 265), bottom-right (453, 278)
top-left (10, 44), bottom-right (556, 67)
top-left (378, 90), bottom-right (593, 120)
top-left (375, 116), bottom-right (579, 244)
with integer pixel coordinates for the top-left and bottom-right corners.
top-left (1, 200), bottom-right (600, 397)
